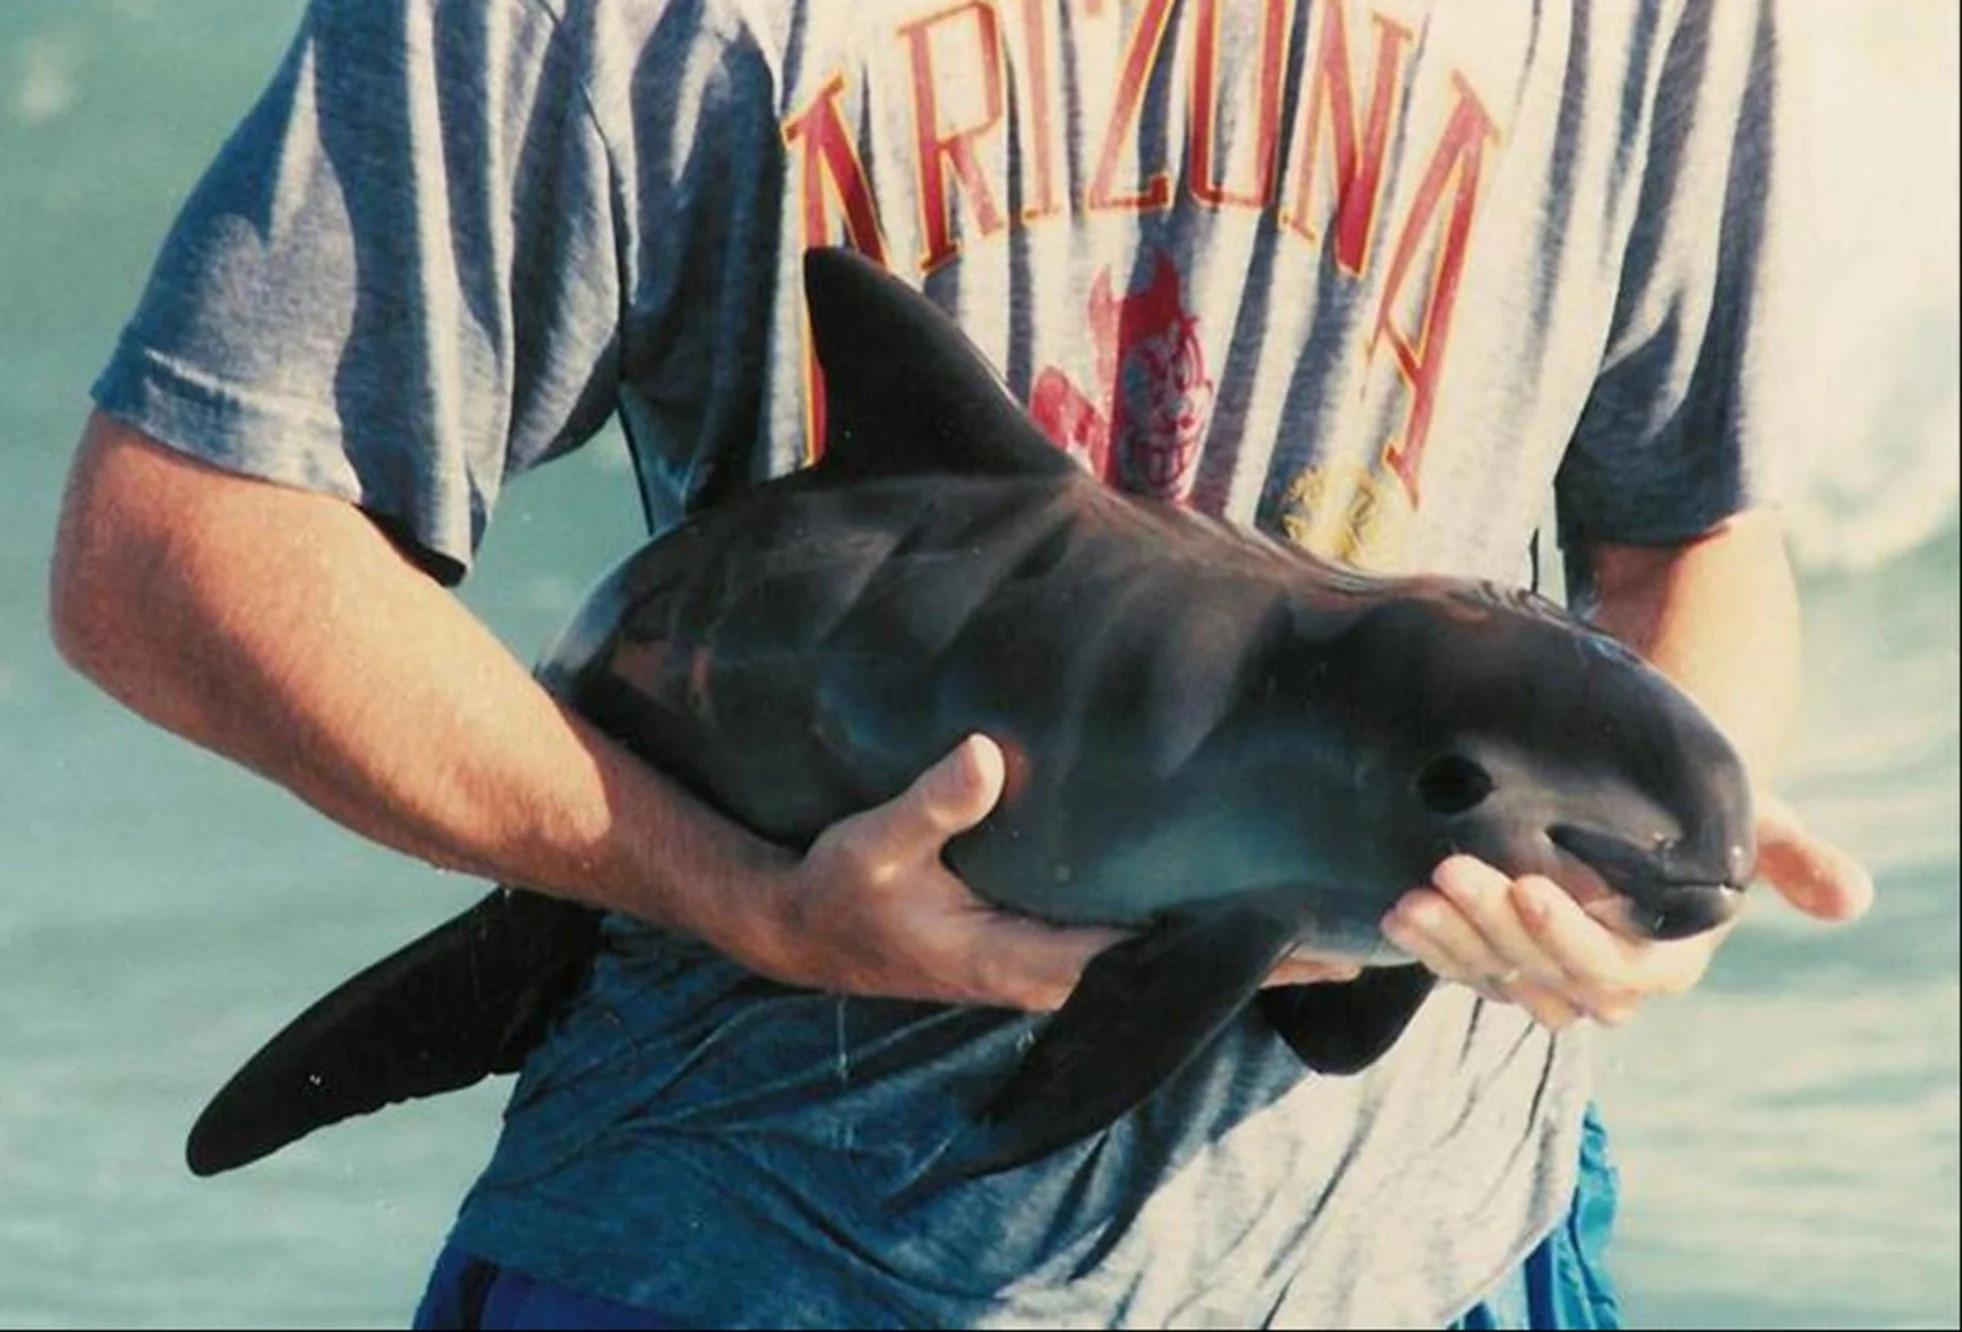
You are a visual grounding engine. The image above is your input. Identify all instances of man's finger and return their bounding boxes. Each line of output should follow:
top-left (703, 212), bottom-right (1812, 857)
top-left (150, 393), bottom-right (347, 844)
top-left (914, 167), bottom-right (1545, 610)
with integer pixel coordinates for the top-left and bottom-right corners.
top-left (1498, 976), bottom-right (1587, 1031)
top-left (1383, 882), bottom-right (1518, 987)
top-left (1424, 856), bottom-right (1569, 988)
top-left (956, 913), bottom-right (1131, 1012)
top-left (1264, 953), bottom-right (1365, 987)
top-left (1509, 874), bottom-right (1713, 1004)
top-left (1755, 794), bottom-right (1875, 922)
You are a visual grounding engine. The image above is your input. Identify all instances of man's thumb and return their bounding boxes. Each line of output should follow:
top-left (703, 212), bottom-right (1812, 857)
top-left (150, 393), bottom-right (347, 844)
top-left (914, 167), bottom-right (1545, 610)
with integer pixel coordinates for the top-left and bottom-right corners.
top-left (1756, 794), bottom-right (1875, 922)
top-left (884, 734), bottom-right (1006, 854)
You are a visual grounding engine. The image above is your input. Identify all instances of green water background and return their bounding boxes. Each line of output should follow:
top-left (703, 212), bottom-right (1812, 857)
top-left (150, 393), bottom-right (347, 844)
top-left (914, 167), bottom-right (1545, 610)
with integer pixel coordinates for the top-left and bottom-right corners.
top-left (1, 4), bottom-right (1954, 1327)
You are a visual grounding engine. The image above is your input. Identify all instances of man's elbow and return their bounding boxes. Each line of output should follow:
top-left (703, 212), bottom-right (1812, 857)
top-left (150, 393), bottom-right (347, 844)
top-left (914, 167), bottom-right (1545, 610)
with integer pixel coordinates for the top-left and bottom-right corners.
top-left (47, 528), bottom-right (110, 685)
top-left (48, 551), bottom-right (140, 705)
top-left (47, 414), bottom-right (184, 699)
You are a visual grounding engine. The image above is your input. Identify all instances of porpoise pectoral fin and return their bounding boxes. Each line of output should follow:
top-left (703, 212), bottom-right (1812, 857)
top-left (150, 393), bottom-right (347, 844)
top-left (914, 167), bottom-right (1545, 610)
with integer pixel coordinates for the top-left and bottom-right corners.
top-left (1257, 964), bottom-right (1436, 1075)
top-left (185, 888), bottom-right (601, 1177)
top-left (929, 894), bottom-right (1302, 1185)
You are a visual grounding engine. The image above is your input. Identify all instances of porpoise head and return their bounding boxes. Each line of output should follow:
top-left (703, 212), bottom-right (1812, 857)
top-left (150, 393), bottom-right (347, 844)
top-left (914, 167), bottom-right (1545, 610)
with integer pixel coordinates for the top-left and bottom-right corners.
top-left (1298, 576), bottom-right (1756, 943)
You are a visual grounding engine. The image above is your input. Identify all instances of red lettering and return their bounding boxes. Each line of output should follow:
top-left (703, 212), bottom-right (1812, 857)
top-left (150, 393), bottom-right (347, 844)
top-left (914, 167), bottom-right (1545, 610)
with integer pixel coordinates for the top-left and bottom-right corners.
top-left (782, 74), bottom-right (890, 458)
top-left (1373, 74), bottom-right (1497, 502)
top-left (1188, 0), bottom-right (1289, 209)
top-left (1282, 2), bottom-right (1410, 273)
top-left (782, 74), bottom-right (891, 263)
top-left (1011, 0), bottom-right (1061, 220)
top-left (1086, 0), bottom-right (1177, 213)
top-left (901, 1), bottom-right (1009, 273)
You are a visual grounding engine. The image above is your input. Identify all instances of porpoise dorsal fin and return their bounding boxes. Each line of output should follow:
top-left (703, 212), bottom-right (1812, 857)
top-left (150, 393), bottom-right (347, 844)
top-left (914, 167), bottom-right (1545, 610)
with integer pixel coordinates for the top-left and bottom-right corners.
top-left (802, 248), bottom-right (1079, 480)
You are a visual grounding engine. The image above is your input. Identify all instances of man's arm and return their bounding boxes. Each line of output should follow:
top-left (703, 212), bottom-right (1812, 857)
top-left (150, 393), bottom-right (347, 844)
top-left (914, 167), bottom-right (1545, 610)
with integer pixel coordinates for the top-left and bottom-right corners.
top-left (50, 413), bottom-right (1162, 1010)
top-left (1584, 508), bottom-right (1798, 782)
top-left (1381, 510), bottom-right (1873, 1027)
top-left (51, 417), bottom-right (1361, 1007)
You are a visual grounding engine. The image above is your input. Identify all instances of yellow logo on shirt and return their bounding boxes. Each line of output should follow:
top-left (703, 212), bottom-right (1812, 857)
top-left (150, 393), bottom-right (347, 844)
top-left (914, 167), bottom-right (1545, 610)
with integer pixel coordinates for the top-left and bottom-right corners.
top-left (1276, 458), bottom-right (1416, 572)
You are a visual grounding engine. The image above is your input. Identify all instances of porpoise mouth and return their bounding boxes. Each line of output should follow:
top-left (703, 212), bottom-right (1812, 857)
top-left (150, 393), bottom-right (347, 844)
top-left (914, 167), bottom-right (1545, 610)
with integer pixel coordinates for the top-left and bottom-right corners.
top-left (1579, 883), bottom-right (1746, 941)
top-left (1547, 824), bottom-right (1747, 942)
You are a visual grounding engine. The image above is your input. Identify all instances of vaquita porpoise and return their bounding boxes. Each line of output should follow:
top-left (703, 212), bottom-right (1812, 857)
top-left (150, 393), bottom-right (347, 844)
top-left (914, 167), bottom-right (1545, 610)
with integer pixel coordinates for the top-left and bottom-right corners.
top-left (186, 248), bottom-right (1756, 1184)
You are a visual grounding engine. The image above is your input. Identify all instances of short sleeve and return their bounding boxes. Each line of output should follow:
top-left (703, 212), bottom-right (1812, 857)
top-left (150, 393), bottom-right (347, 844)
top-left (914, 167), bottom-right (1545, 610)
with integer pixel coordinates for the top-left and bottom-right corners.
top-left (90, 0), bottom-right (621, 583)
top-left (1555, 0), bottom-right (1807, 551)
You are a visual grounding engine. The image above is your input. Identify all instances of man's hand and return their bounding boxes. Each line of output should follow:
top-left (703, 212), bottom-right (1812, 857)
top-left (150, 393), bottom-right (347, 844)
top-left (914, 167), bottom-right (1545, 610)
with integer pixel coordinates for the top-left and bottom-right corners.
top-left (743, 733), bottom-right (1362, 1013)
top-left (741, 734), bottom-right (1125, 1011)
top-left (1381, 794), bottom-right (1874, 1029)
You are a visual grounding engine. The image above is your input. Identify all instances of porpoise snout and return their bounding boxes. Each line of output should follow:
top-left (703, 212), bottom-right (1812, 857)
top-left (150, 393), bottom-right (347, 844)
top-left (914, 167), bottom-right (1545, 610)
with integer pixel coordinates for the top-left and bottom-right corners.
top-left (1549, 823), bottom-right (1750, 942)
top-left (1581, 882), bottom-right (1746, 941)
top-left (1644, 883), bottom-right (1746, 939)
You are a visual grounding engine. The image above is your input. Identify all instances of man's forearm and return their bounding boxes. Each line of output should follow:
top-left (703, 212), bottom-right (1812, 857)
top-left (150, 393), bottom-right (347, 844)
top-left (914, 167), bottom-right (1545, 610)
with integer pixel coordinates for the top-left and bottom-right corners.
top-left (49, 414), bottom-right (1147, 1011)
top-left (1581, 509), bottom-right (1803, 786)
top-left (50, 414), bottom-right (789, 951)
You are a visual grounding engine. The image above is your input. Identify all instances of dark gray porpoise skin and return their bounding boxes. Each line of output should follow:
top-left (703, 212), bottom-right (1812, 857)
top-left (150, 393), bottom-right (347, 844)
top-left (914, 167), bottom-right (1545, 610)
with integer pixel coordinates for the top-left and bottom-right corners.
top-left (184, 249), bottom-right (1756, 1185)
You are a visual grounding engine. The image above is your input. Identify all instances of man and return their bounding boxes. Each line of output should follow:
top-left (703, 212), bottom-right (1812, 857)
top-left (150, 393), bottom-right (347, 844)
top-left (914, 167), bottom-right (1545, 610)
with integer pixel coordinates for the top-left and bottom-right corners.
top-left (50, 0), bottom-right (1870, 1326)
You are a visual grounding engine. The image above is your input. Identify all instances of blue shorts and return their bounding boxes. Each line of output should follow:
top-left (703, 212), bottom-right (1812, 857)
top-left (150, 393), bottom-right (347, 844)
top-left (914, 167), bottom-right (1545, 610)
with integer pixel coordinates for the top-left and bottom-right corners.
top-left (415, 1105), bottom-right (1622, 1330)
top-left (1448, 1103), bottom-right (1622, 1331)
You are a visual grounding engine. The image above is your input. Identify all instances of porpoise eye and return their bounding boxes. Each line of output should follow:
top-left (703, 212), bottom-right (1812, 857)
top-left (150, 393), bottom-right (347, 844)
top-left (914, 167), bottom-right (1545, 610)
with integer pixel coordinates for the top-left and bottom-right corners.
top-left (1417, 754), bottom-right (1495, 815)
